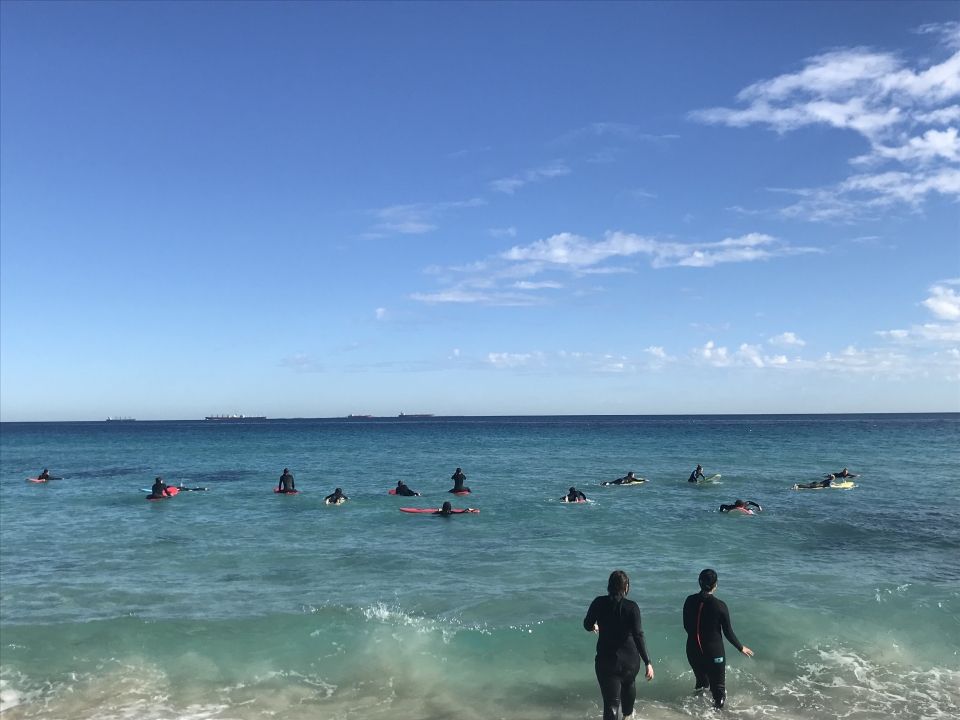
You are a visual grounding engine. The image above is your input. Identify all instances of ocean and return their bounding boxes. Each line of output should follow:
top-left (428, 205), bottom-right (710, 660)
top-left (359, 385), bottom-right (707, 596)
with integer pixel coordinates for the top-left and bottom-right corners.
top-left (1, 414), bottom-right (958, 719)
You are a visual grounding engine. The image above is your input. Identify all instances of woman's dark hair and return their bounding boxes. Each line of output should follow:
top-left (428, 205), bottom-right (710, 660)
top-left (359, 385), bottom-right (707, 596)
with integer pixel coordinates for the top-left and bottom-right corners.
top-left (698, 568), bottom-right (718, 592)
top-left (607, 570), bottom-right (630, 600)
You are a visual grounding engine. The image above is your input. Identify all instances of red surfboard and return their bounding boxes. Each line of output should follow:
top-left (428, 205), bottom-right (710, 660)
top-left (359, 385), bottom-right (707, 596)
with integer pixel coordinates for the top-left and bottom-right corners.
top-left (400, 507), bottom-right (478, 514)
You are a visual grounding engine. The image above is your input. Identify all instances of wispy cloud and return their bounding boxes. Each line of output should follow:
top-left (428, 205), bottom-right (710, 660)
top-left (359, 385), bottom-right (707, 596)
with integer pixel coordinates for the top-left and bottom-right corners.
top-left (375, 307), bottom-right (387, 321)
top-left (556, 122), bottom-right (680, 144)
top-left (690, 29), bottom-right (960, 222)
top-left (769, 331), bottom-right (806, 347)
top-left (367, 198), bottom-right (485, 236)
top-left (489, 226), bottom-right (518, 238)
top-left (409, 288), bottom-right (541, 307)
top-left (280, 353), bottom-right (323, 373)
top-left (490, 161), bottom-right (571, 194)
top-left (501, 231), bottom-right (820, 270)
top-left (876, 282), bottom-right (960, 344)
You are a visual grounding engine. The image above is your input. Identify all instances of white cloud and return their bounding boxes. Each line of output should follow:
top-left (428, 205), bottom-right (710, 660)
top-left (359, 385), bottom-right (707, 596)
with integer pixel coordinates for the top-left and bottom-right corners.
top-left (923, 284), bottom-right (960, 320)
top-left (645, 346), bottom-right (667, 359)
top-left (368, 198), bottom-right (485, 235)
top-left (770, 331), bottom-right (806, 347)
top-left (489, 226), bottom-right (518, 238)
top-left (375, 307), bottom-right (387, 321)
top-left (501, 230), bottom-right (819, 270)
top-left (490, 161), bottom-right (571, 194)
top-left (513, 280), bottom-right (563, 290)
top-left (487, 352), bottom-right (544, 368)
top-left (690, 34), bottom-right (960, 221)
top-left (410, 289), bottom-right (540, 307)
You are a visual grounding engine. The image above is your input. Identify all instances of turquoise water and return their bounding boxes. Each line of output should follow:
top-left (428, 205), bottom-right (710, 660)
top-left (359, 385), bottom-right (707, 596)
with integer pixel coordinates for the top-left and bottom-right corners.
top-left (1, 415), bottom-right (958, 719)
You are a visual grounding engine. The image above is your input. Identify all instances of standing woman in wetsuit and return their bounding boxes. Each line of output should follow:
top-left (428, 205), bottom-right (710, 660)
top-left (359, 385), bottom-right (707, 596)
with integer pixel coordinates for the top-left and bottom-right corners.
top-left (583, 570), bottom-right (654, 720)
top-left (682, 568), bottom-right (753, 709)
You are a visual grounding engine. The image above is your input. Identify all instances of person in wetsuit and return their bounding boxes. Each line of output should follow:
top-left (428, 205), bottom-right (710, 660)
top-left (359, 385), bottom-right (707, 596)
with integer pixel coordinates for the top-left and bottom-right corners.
top-left (38, 468), bottom-right (51, 481)
top-left (563, 487), bottom-right (588, 502)
top-left (277, 468), bottom-right (295, 493)
top-left (149, 476), bottom-right (168, 499)
top-left (583, 570), bottom-right (655, 720)
top-left (602, 471), bottom-right (643, 486)
top-left (795, 476), bottom-right (833, 489)
top-left (829, 467), bottom-right (857, 478)
top-left (719, 499), bottom-right (762, 513)
top-left (688, 465), bottom-right (706, 483)
top-left (325, 487), bottom-right (348, 504)
top-left (682, 568), bottom-right (753, 709)
top-left (449, 467), bottom-right (471, 493)
top-left (394, 480), bottom-right (420, 497)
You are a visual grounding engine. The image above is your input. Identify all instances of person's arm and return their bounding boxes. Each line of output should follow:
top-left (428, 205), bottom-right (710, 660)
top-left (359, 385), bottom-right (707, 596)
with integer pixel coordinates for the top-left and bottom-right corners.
top-left (290, 477), bottom-right (295, 490)
top-left (718, 600), bottom-right (748, 654)
top-left (583, 597), bottom-right (600, 632)
top-left (719, 504), bottom-right (730, 512)
top-left (746, 501), bottom-right (762, 511)
top-left (682, 595), bottom-right (696, 635)
top-left (631, 605), bottom-right (655, 680)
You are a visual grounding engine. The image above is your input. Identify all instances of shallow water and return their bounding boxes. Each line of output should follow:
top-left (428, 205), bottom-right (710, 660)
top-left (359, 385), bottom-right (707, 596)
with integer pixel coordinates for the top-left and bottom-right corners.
top-left (1, 415), bottom-right (958, 718)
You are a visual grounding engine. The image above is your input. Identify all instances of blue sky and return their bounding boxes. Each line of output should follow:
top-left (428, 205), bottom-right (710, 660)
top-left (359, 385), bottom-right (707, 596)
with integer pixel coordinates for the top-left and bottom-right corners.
top-left (1, 1), bottom-right (958, 421)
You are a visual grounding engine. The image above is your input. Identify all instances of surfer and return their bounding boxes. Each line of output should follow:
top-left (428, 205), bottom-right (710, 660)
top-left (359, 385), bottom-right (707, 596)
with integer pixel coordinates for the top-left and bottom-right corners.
top-left (562, 487), bottom-right (588, 502)
top-left (449, 467), bottom-right (471, 493)
top-left (795, 476), bottom-right (833, 489)
top-left (38, 468), bottom-right (51, 481)
top-left (688, 465), bottom-right (706, 483)
top-left (602, 471), bottom-right (643, 486)
top-left (828, 467), bottom-right (857, 478)
top-left (149, 476), bottom-right (169, 499)
top-left (324, 487), bottom-right (348, 504)
top-left (394, 480), bottom-right (420, 497)
top-left (719, 499), bottom-right (762, 513)
top-left (583, 570), bottom-right (654, 720)
top-left (682, 568), bottom-right (753, 709)
top-left (277, 468), bottom-right (296, 493)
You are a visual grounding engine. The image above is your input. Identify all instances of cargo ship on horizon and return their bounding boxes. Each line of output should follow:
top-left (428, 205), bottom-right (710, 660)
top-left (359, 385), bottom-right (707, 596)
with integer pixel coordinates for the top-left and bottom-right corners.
top-left (398, 412), bottom-right (435, 418)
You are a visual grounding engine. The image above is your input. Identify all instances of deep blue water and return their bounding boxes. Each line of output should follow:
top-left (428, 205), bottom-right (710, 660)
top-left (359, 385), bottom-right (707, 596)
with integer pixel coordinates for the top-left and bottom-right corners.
top-left (1, 414), bottom-right (958, 719)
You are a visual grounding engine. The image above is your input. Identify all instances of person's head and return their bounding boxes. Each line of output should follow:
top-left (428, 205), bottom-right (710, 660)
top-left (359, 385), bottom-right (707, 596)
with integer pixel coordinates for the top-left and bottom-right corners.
top-left (397, 480), bottom-right (405, 486)
top-left (607, 570), bottom-right (630, 600)
top-left (335, 487), bottom-right (342, 494)
top-left (569, 486), bottom-right (577, 494)
top-left (283, 468), bottom-right (289, 474)
top-left (734, 499), bottom-right (745, 507)
top-left (626, 471), bottom-right (635, 478)
top-left (455, 467), bottom-right (462, 473)
top-left (842, 467), bottom-right (848, 473)
top-left (42, 468), bottom-right (48, 473)
top-left (827, 474), bottom-right (835, 480)
top-left (441, 501), bottom-right (452, 513)
top-left (154, 476), bottom-right (163, 484)
top-left (696, 464), bottom-right (702, 470)
top-left (698, 568), bottom-right (718, 593)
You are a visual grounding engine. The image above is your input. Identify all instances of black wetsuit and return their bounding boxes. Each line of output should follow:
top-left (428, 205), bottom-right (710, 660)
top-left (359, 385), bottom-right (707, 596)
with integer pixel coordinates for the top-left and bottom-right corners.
top-left (796, 478), bottom-right (831, 489)
top-left (149, 481), bottom-right (167, 498)
top-left (565, 490), bottom-right (588, 502)
top-left (395, 484), bottom-right (418, 497)
top-left (583, 595), bottom-right (652, 720)
top-left (688, 468), bottom-right (705, 483)
top-left (325, 491), bottom-right (348, 504)
top-left (682, 592), bottom-right (743, 709)
top-left (719, 501), bottom-right (761, 513)
top-left (277, 472), bottom-right (295, 493)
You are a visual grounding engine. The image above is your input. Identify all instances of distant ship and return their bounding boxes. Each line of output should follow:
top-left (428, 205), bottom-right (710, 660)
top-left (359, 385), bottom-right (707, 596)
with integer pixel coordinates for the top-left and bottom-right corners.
top-left (398, 412), bottom-right (435, 418)
top-left (204, 414), bottom-right (267, 421)
top-left (346, 414), bottom-right (374, 418)
top-left (106, 417), bottom-right (136, 422)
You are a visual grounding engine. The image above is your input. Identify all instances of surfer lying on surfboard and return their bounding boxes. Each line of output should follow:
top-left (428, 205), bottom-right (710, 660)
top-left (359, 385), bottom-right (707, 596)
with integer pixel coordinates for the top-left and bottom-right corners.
top-left (601, 471), bottom-right (645, 486)
top-left (561, 487), bottom-right (588, 502)
top-left (719, 499), bottom-right (762, 514)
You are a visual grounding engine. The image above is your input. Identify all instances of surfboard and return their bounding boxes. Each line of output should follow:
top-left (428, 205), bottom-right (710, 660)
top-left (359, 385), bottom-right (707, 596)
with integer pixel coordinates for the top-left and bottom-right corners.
top-left (324, 497), bottom-right (347, 505)
top-left (694, 474), bottom-right (722, 484)
top-left (400, 507), bottom-right (479, 514)
top-left (389, 488), bottom-right (420, 496)
top-left (793, 480), bottom-right (857, 490)
top-left (274, 488), bottom-right (299, 494)
top-left (450, 489), bottom-right (471, 496)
